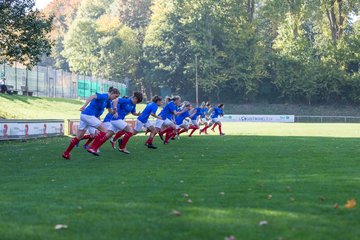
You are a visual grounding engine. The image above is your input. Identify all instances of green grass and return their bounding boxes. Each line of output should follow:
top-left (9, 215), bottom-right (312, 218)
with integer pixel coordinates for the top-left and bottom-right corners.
top-left (223, 103), bottom-right (360, 116)
top-left (0, 123), bottom-right (359, 240)
top-left (0, 94), bottom-right (148, 119)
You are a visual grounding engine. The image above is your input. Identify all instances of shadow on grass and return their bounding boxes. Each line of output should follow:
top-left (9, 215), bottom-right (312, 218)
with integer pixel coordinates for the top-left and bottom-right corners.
top-left (0, 94), bottom-right (82, 104)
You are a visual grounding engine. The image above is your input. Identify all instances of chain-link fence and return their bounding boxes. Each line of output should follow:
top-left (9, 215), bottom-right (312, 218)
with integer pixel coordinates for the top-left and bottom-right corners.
top-left (296, 116), bottom-right (360, 123)
top-left (0, 63), bottom-right (127, 99)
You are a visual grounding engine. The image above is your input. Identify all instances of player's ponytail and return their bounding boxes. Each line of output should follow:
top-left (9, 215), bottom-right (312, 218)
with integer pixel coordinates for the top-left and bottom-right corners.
top-left (170, 95), bottom-right (181, 101)
top-left (108, 86), bottom-right (114, 92)
top-left (182, 101), bottom-right (191, 108)
top-left (110, 88), bottom-right (120, 95)
top-left (152, 95), bottom-right (162, 103)
top-left (133, 92), bottom-right (143, 103)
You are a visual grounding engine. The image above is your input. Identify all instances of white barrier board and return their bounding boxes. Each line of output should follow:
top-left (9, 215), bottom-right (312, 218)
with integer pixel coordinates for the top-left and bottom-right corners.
top-left (221, 115), bottom-right (295, 123)
top-left (0, 120), bottom-right (64, 140)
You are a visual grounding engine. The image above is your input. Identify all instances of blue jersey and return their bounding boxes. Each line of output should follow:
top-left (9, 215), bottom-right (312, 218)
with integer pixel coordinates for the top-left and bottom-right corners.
top-left (98, 100), bottom-right (112, 120)
top-left (159, 101), bottom-right (177, 120)
top-left (138, 102), bottom-right (158, 123)
top-left (175, 111), bottom-right (190, 125)
top-left (82, 93), bottom-right (109, 117)
top-left (202, 107), bottom-right (209, 118)
top-left (211, 107), bottom-right (224, 118)
top-left (113, 98), bottom-right (136, 120)
top-left (191, 107), bottom-right (203, 120)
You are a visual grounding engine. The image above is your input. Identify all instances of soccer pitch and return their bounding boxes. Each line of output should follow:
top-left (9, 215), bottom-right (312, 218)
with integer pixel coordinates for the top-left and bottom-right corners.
top-left (0, 123), bottom-right (359, 240)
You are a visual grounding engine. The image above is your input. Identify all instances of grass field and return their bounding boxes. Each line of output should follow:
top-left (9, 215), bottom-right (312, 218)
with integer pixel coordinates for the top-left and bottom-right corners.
top-left (0, 94), bottom-right (148, 119)
top-left (2, 95), bottom-right (360, 120)
top-left (0, 123), bottom-right (359, 240)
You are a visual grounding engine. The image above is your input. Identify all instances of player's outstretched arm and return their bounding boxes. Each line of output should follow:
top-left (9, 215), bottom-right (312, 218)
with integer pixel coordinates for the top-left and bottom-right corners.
top-left (80, 94), bottom-right (96, 111)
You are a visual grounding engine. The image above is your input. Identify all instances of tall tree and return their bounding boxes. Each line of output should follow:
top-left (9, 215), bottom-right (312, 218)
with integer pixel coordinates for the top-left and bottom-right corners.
top-left (0, 0), bottom-right (53, 68)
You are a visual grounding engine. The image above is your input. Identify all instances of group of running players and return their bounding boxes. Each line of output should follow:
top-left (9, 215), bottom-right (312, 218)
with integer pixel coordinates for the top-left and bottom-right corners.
top-left (62, 87), bottom-right (225, 160)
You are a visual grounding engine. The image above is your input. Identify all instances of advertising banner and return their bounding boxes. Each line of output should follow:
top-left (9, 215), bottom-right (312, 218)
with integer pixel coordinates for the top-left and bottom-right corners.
top-left (0, 120), bottom-right (64, 140)
top-left (221, 115), bottom-right (295, 123)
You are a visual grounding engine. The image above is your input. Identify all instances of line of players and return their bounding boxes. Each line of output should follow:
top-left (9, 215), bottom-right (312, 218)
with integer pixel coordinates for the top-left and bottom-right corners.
top-left (62, 87), bottom-right (225, 160)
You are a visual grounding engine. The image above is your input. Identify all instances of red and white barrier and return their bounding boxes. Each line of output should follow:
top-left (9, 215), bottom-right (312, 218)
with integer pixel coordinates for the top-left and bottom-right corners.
top-left (0, 120), bottom-right (64, 140)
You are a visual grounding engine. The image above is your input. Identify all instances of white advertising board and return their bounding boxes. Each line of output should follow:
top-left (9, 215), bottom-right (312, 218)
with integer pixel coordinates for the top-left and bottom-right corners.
top-left (0, 120), bottom-right (64, 140)
top-left (221, 115), bottom-right (295, 123)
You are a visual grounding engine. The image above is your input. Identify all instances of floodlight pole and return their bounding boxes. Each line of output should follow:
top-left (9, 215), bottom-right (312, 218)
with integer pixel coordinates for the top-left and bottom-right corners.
top-left (195, 54), bottom-right (199, 107)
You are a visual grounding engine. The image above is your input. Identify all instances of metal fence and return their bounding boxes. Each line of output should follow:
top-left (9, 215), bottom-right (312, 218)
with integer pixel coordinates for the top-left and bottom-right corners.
top-left (0, 63), bottom-right (127, 99)
top-left (296, 116), bottom-right (360, 123)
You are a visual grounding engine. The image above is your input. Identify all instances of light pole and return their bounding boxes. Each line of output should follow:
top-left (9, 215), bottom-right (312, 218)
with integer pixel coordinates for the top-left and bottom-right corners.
top-left (195, 54), bottom-right (199, 107)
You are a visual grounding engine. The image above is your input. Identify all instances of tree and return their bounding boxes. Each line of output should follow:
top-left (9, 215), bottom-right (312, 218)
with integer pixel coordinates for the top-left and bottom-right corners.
top-left (62, 0), bottom-right (140, 81)
top-left (111, 0), bottom-right (152, 30)
top-left (41, 0), bottom-right (81, 69)
top-left (0, 0), bottom-right (53, 68)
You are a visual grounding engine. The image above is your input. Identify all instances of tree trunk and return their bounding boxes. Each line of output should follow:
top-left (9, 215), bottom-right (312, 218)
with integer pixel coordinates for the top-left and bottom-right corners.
top-left (286, 0), bottom-right (299, 39)
top-left (337, 0), bottom-right (344, 39)
top-left (246, 0), bottom-right (255, 23)
top-left (325, 0), bottom-right (344, 43)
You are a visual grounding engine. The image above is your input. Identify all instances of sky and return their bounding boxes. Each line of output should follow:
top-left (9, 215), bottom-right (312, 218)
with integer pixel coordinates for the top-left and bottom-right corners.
top-left (35, 0), bottom-right (53, 10)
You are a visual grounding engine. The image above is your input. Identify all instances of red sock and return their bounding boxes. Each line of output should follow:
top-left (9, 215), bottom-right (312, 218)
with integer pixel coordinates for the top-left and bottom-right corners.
top-left (64, 137), bottom-right (80, 154)
top-left (165, 130), bottom-right (175, 142)
top-left (81, 134), bottom-right (91, 140)
top-left (146, 137), bottom-right (153, 144)
top-left (211, 123), bottom-right (218, 130)
top-left (120, 132), bottom-right (133, 149)
top-left (188, 126), bottom-right (198, 137)
top-left (84, 137), bottom-right (94, 147)
top-left (160, 126), bottom-right (173, 135)
top-left (178, 129), bottom-right (187, 135)
top-left (201, 125), bottom-right (209, 133)
top-left (219, 125), bottom-right (223, 134)
top-left (113, 131), bottom-right (125, 141)
top-left (89, 132), bottom-right (107, 151)
top-left (189, 128), bottom-right (197, 136)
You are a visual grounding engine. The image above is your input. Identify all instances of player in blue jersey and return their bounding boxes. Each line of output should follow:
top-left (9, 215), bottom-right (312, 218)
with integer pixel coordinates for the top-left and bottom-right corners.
top-left (155, 96), bottom-right (185, 143)
top-left (173, 102), bottom-right (197, 139)
top-left (188, 102), bottom-right (207, 137)
top-left (132, 95), bottom-right (163, 149)
top-left (76, 87), bottom-right (115, 150)
top-left (87, 92), bottom-right (143, 155)
top-left (62, 88), bottom-right (120, 159)
top-left (200, 103), bottom-right (225, 135)
top-left (198, 102), bottom-right (211, 134)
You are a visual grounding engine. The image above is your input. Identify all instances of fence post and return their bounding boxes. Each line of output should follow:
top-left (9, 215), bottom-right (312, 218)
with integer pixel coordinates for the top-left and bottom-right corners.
top-left (36, 65), bottom-right (39, 96)
top-left (25, 68), bottom-right (28, 93)
top-left (46, 67), bottom-right (49, 97)
top-left (54, 69), bottom-right (57, 98)
top-left (61, 70), bottom-right (64, 98)
top-left (15, 63), bottom-right (17, 90)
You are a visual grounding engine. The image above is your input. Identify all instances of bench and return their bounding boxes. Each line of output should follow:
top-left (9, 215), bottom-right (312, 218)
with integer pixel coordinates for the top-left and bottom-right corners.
top-left (6, 85), bottom-right (18, 95)
top-left (21, 86), bottom-right (33, 96)
top-left (0, 84), bottom-right (18, 95)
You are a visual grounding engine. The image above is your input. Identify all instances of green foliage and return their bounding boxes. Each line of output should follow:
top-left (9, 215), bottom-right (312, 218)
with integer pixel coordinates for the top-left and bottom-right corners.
top-left (41, 0), bottom-right (360, 104)
top-left (62, 0), bottom-right (140, 80)
top-left (0, 0), bottom-right (53, 68)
